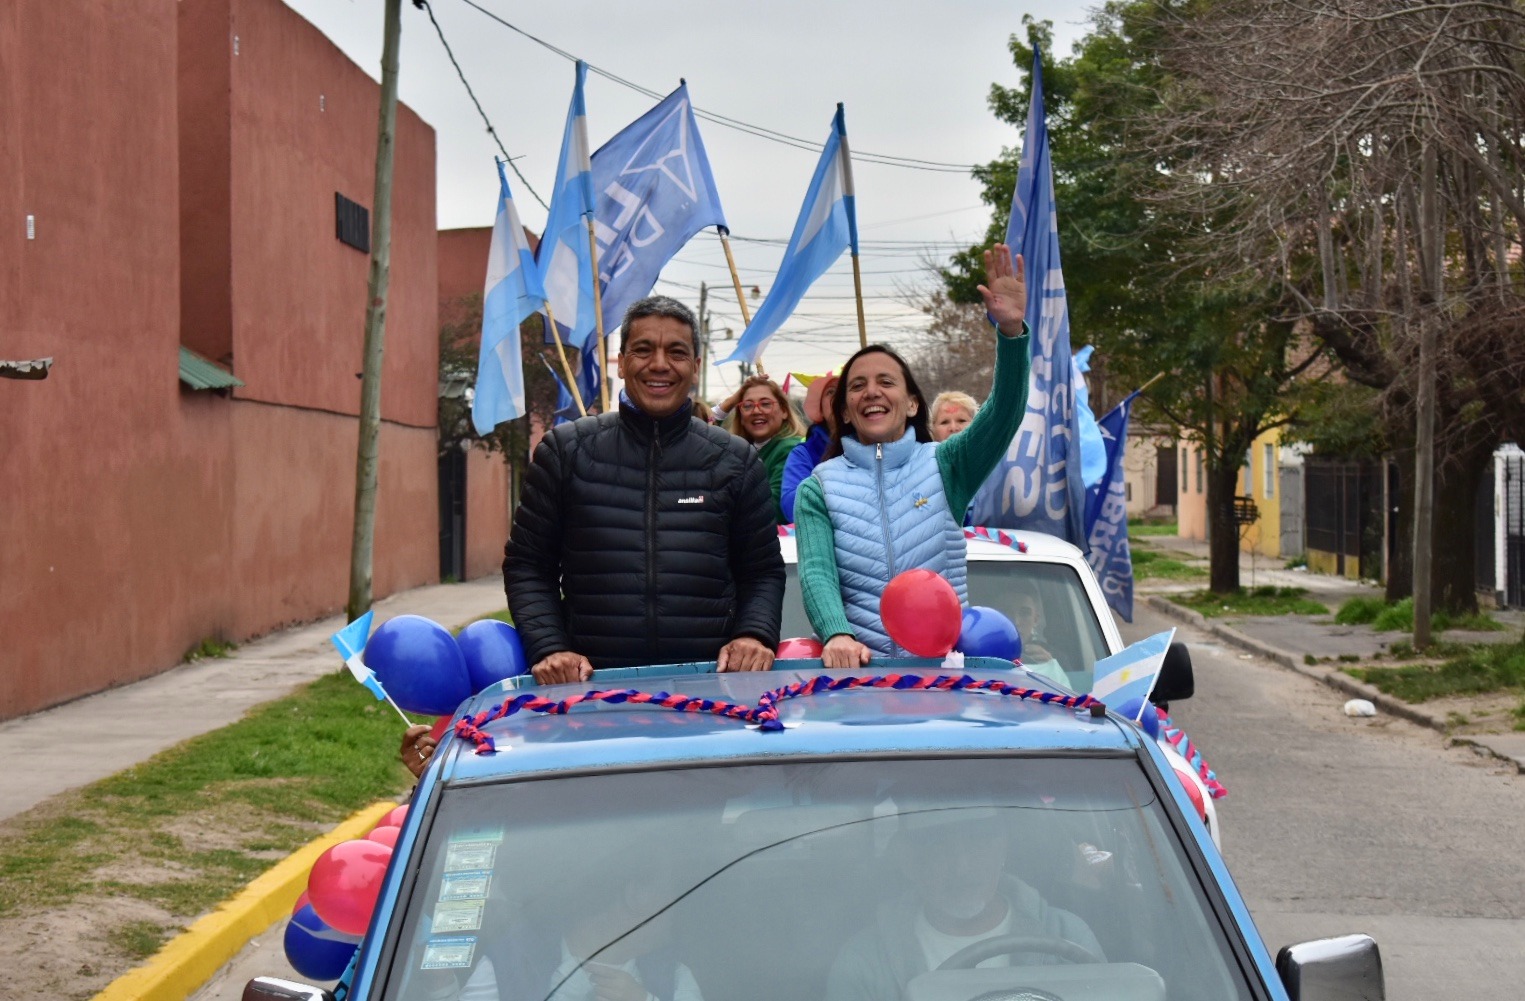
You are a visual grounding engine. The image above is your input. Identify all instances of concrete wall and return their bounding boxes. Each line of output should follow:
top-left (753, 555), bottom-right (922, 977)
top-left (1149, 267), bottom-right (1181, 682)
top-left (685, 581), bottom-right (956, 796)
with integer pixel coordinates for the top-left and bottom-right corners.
top-left (1177, 442), bottom-right (1208, 542)
top-left (0, 0), bottom-right (441, 720)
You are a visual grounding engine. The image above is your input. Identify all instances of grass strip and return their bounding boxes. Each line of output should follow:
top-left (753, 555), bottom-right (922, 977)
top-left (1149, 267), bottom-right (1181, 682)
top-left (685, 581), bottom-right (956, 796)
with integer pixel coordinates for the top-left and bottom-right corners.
top-left (1348, 640), bottom-right (1525, 710)
top-left (1335, 595), bottom-right (1503, 633)
top-left (1127, 520), bottom-right (1179, 537)
top-left (1131, 547), bottom-right (1209, 581)
top-left (0, 671), bottom-right (421, 960)
top-left (1175, 585), bottom-right (1328, 618)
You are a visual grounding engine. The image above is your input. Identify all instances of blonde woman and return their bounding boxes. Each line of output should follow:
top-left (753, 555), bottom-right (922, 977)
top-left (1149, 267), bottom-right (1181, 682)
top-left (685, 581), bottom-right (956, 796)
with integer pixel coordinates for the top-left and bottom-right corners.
top-left (718, 376), bottom-right (807, 523)
top-left (929, 391), bottom-right (979, 442)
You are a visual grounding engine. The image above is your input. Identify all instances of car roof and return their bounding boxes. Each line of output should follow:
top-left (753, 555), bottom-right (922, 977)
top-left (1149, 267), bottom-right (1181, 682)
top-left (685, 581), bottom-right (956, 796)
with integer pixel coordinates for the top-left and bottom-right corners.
top-left (438, 660), bottom-right (1143, 785)
top-left (776, 527), bottom-right (1086, 563)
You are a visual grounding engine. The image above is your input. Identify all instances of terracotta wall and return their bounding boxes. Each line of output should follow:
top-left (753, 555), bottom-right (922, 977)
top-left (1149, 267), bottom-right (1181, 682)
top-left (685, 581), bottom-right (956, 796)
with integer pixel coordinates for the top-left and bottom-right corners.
top-left (0, 0), bottom-right (441, 719)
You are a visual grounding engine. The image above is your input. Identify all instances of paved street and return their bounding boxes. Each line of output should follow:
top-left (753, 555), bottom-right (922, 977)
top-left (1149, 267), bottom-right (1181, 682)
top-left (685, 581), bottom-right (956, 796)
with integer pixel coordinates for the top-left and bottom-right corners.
top-left (1124, 604), bottom-right (1525, 1001)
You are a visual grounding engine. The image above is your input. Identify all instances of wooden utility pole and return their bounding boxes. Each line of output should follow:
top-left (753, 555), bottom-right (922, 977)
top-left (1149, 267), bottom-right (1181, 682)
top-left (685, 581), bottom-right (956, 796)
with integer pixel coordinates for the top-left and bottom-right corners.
top-left (346, 0), bottom-right (403, 622)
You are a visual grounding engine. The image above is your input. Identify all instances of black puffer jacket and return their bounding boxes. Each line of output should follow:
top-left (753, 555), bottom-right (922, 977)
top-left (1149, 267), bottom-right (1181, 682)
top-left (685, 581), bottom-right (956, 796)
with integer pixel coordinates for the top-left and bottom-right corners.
top-left (503, 398), bottom-right (785, 670)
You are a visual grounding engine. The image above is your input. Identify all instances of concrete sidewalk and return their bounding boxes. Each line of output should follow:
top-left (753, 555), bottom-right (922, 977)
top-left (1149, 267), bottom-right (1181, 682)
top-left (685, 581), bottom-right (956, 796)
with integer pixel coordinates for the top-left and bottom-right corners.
top-left (0, 574), bottom-right (510, 823)
top-left (1132, 537), bottom-right (1525, 772)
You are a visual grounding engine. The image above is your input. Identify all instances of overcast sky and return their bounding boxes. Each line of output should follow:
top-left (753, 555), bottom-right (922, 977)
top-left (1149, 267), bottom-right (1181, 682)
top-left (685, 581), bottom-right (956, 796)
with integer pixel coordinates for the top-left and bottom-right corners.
top-left (284, 0), bottom-right (1090, 398)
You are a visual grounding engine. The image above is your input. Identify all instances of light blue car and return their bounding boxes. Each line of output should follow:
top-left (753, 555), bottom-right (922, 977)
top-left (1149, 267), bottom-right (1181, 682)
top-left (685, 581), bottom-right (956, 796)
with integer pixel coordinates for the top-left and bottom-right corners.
top-left (247, 659), bottom-right (1383, 1001)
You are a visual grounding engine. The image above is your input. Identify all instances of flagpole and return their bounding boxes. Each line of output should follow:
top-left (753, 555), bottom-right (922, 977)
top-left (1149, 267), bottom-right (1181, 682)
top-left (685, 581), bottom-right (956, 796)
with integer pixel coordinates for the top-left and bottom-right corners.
top-left (835, 104), bottom-right (868, 349)
top-left (715, 227), bottom-right (767, 375)
top-left (586, 223), bottom-right (611, 411)
top-left (543, 309), bottom-right (587, 417)
top-left (1138, 371), bottom-right (1166, 395)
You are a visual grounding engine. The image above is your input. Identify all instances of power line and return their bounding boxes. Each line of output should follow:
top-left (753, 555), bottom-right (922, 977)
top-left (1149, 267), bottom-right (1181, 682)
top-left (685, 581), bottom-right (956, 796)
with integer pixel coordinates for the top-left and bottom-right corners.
top-left (451, 0), bottom-right (984, 173)
top-left (417, 1), bottom-right (548, 209)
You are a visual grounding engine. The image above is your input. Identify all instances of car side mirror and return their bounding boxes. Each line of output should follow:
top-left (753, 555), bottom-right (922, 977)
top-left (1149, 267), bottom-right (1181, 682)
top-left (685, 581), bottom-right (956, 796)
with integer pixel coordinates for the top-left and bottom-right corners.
top-left (243, 978), bottom-right (336, 1001)
top-left (1151, 642), bottom-right (1194, 704)
top-left (1276, 934), bottom-right (1384, 1001)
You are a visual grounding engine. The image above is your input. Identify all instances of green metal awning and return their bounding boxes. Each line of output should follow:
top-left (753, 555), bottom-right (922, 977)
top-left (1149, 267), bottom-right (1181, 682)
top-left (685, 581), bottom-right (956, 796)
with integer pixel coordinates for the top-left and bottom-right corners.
top-left (178, 346), bottom-right (243, 391)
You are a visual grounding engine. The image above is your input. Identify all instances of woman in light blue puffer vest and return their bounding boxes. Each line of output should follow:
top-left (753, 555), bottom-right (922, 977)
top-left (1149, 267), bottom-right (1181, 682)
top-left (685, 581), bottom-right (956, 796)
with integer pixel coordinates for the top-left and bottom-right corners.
top-left (794, 245), bottom-right (1032, 667)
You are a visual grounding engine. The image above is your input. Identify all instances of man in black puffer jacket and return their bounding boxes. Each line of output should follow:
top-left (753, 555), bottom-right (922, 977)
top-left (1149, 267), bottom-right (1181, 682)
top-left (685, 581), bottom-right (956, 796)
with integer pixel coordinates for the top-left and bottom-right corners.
top-left (504, 296), bottom-right (784, 683)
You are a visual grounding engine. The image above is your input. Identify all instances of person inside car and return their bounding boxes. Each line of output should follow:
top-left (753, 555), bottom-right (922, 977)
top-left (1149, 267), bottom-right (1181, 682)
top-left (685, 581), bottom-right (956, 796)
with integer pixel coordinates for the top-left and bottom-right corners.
top-left (1010, 586), bottom-right (1068, 689)
top-left (929, 391), bottom-right (978, 443)
top-left (825, 805), bottom-right (1103, 1001)
top-left (793, 245), bottom-right (1031, 668)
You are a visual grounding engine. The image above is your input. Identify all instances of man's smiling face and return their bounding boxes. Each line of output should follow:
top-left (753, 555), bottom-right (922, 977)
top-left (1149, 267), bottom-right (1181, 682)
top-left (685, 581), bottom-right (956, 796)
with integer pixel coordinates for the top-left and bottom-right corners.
top-left (617, 316), bottom-right (697, 419)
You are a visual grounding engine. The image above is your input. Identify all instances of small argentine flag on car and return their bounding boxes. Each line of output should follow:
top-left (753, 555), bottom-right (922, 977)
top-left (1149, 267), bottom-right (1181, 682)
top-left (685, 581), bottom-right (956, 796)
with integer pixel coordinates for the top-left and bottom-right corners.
top-left (1091, 628), bottom-right (1175, 717)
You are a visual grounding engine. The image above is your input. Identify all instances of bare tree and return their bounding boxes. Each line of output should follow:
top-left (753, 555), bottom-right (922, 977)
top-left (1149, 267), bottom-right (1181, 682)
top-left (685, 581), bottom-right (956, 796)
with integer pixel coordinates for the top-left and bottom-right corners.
top-left (1144, 0), bottom-right (1525, 623)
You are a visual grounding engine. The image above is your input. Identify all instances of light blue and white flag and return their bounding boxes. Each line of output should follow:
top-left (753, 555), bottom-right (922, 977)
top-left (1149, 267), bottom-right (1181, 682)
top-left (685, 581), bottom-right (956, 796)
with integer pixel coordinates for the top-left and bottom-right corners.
top-left (1085, 391), bottom-right (1139, 621)
top-left (1072, 346), bottom-right (1106, 490)
top-left (537, 61), bottom-right (597, 350)
top-left (330, 612), bottom-right (411, 724)
top-left (589, 83), bottom-right (728, 335)
top-left (1092, 628), bottom-right (1175, 711)
top-left (969, 48), bottom-right (1087, 547)
top-left (721, 104), bottom-right (857, 366)
top-left (472, 161), bottom-right (547, 435)
top-left (538, 354), bottom-right (584, 424)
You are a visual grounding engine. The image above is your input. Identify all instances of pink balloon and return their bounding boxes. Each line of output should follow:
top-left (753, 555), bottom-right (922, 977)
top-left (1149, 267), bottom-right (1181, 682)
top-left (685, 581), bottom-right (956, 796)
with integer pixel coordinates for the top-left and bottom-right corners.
top-left (366, 825), bottom-right (401, 848)
top-left (307, 839), bottom-right (393, 936)
top-left (428, 715), bottom-right (453, 741)
top-left (776, 636), bottom-right (825, 659)
top-left (292, 890), bottom-right (310, 915)
top-left (381, 805), bottom-right (408, 830)
top-left (880, 570), bottom-right (962, 657)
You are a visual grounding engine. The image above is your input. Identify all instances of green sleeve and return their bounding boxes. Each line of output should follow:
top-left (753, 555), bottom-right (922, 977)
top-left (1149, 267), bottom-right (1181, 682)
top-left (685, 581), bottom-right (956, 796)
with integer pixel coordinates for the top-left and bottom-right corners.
top-left (938, 329), bottom-right (1032, 516)
top-left (795, 476), bottom-right (855, 640)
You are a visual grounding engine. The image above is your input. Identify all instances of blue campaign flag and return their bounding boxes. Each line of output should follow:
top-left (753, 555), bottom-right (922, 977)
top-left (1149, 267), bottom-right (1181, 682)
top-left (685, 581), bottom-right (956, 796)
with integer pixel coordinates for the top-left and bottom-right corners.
top-left (590, 83), bottom-right (728, 335)
top-left (472, 162), bottom-right (548, 435)
top-left (720, 105), bottom-right (857, 366)
top-left (1092, 628), bottom-right (1175, 709)
top-left (538, 355), bottom-right (584, 424)
top-left (537, 61), bottom-right (597, 350)
top-left (1085, 391), bottom-right (1139, 621)
top-left (969, 48), bottom-right (1087, 547)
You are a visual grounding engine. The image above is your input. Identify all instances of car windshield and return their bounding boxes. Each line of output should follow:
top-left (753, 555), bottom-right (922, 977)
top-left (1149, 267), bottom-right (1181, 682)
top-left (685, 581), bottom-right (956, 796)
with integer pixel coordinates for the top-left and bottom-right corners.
top-left (378, 758), bottom-right (1253, 1001)
top-left (780, 560), bottom-right (1113, 691)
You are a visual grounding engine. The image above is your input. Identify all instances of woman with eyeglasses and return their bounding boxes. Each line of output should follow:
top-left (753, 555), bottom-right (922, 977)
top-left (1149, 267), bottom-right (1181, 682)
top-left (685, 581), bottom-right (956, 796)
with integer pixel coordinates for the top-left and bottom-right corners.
top-left (718, 376), bottom-right (807, 523)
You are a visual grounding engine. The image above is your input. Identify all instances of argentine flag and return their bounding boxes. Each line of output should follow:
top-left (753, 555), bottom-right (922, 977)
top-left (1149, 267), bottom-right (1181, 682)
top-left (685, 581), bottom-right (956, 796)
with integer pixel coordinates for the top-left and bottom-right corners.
top-left (1091, 628), bottom-right (1175, 713)
top-left (537, 61), bottom-right (597, 350)
top-left (472, 161), bottom-right (547, 435)
top-left (721, 104), bottom-right (857, 365)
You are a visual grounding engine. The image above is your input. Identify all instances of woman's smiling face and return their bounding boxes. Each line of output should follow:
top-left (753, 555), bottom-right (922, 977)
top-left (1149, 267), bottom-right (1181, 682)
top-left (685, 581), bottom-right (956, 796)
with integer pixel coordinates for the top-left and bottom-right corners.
top-left (843, 351), bottom-right (917, 445)
top-left (738, 384), bottom-right (785, 442)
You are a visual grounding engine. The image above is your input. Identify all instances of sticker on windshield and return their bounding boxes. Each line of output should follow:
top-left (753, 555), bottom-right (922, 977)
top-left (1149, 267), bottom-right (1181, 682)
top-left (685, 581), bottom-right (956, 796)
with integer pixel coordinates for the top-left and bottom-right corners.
top-left (420, 935), bottom-right (477, 970)
top-left (439, 869), bottom-right (491, 900)
top-left (430, 899), bottom-right (485, 934)
top-left (444, 840), bottom-right (498, 872)
top-left (449, 825), bottom-right (505, 844)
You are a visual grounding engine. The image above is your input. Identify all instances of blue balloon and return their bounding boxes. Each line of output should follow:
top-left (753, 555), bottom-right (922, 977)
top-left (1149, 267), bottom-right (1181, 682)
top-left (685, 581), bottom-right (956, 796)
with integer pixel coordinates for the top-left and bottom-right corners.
top-left (1115, 697), bottom-right (1161, 739)
top-left (457, 619), bottom-right (528, 693)
top-left (365, 615), bottom-right (471, 716)
top-left (284, 903), bottom-right (359, 981)
top-left (955, 606), bottom-right (1022, 661)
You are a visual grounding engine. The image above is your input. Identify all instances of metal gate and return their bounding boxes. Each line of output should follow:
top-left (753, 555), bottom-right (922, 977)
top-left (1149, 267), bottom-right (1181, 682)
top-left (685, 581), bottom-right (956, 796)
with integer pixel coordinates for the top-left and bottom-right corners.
top-left (1503, 449), bottom-right (1525, 608)
top-left (1305, 460), bottom-right (1379, 577)
top-left (1279, 464), bottom-right (1304, 558)
top-left (438, 449), bottom-right (467, 582)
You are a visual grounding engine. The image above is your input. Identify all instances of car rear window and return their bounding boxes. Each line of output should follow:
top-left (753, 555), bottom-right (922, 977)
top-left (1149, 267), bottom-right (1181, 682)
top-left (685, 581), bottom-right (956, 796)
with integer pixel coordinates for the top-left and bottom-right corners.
top-left (780, 560), bottom-right (1112, 690)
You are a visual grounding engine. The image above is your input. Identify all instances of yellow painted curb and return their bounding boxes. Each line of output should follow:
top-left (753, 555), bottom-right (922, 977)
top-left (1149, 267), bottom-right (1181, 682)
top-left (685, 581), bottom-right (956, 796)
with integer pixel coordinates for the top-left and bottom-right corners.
top-left (93, 800), bottom-right (398, 1001)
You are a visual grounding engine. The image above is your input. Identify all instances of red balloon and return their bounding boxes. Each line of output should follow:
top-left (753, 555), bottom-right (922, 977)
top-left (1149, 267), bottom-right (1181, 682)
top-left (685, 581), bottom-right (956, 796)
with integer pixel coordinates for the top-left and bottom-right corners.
top-left (381, 805), bottom-right (408, 829)
top-left (367, 825), bottom-right (401, 848)
top-left (292, 890), bottom-right (310, 915)
top-left (880, 570), bottom-right (962, 657)
top-left (307, 839), bottom-right (394, 936)
top-left (776, 636), bottom-right (824, 659)
top-left (429, 715), bottom-right (453, 741)
top-left (1173, 767), bottom-right (1207, 821)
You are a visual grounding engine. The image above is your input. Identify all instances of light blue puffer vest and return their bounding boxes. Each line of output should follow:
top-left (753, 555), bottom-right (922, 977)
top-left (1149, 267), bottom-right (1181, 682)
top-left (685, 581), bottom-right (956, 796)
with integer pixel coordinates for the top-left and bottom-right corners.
top-left (812, 430), bottom-right (968, 654)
